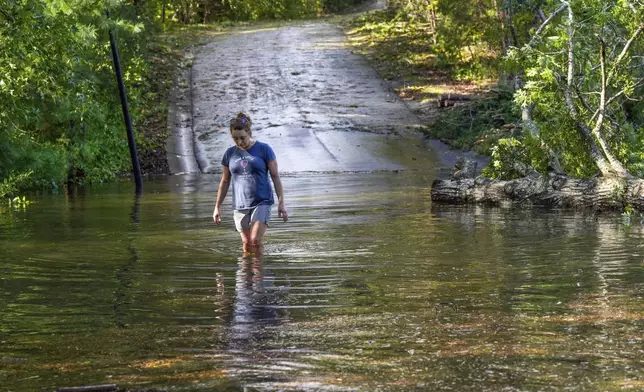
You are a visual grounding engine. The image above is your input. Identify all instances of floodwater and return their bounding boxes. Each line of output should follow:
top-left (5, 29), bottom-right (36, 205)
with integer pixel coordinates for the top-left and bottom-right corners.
top-left (2, 169), bottom-right (643, 391)
top-left (3, 8), bottom-right (644, 391)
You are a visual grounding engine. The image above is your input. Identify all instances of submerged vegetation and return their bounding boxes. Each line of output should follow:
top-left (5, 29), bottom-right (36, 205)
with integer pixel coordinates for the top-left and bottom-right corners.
top-left (345, 0), bottom-right (643, 180)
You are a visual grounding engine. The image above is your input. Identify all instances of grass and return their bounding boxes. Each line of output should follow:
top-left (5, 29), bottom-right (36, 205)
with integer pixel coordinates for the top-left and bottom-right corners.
top-left (339, 9), bottom-right (517, 156)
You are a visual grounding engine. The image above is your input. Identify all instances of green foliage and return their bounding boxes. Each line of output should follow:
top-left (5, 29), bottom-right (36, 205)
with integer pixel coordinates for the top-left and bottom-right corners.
top-left (0, 129), bottom-right (69, 195)
top-left (8, 196), bottom-right (33, 209)
top-left (160, 0), bottom-right (366, 23)
top-left (482, 136), bottom-right (549, 180)
top-left (222, 0), bottom-right (324, 20)
top-left (386, 0), bottom-right (642, 180)
top-left (0, 171), bottom-right (34, 199)
top-left (510, 0), bottom-right (643, 177)
top-left (483, 137), bottom-right (523, 180)
top-left (324, 0), bottom-right (365, 13)
top-left (0, 0), bottom-right (373, 196)
top-left (0, 0), bottom-right (158, 194)
top-left (346, 13), bottom-right (439, 80)
top-left (423, 89), bottom-right (516, 154)
top-left (622, 204), bottom-right (635, 218)
top-left (385, 0), bottom-right (508, 79)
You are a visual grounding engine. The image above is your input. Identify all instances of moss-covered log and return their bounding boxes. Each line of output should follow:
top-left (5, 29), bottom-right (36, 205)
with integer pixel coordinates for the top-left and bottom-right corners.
top-left (431, 173), bottom-right (644, 212)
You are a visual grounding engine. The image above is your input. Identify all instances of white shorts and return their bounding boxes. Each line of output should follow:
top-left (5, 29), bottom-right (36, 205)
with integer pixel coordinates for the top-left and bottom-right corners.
top-left (233, 204), bottom-right (272, 232)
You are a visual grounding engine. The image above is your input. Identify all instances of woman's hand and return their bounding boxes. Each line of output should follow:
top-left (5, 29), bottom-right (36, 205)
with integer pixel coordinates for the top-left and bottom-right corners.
top-left (278, 203), bottom-right (288, 222)
top-left (213, 208), bottom-right (222, 225)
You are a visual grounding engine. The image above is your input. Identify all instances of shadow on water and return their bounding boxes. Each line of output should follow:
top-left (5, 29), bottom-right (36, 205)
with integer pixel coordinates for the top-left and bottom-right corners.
top-left (0, 172), bottom-right (643, 391)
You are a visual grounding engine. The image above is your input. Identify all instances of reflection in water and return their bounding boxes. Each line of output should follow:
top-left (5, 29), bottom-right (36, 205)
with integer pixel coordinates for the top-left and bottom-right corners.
top-left (0, 172), bottom-right (643, 391)
top-left (114, 195), bottom-right (141, 329)
top-left (231, 257), bottom-right (286, 340)
top-left (226, 256), bottom-right (290, 382)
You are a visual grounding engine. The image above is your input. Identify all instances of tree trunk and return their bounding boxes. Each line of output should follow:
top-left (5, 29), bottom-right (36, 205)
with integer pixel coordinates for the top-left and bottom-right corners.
top-left (562, 3), bottom-right (629, 177)
top-left (431, 174), bottom-right (644, 212)
top-left (429, 3), bottom-right (437, 45)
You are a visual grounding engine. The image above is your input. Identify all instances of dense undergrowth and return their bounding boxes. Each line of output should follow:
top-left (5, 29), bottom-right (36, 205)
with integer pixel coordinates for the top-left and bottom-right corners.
top-left (344, 1), bottom-right (644, 180)
top-left (343, 9), bottom-right (512, 156)
top-left (423, 89), bottom-right (516, 156)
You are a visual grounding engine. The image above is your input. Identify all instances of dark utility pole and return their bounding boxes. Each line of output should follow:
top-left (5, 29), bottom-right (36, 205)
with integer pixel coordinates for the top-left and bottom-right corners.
top-left (106, 10), bottom-right (143, 194)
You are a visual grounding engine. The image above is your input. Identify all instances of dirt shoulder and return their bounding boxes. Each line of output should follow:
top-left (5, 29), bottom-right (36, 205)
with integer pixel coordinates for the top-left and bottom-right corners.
top-left (334, 8), bottom-right (492, 168)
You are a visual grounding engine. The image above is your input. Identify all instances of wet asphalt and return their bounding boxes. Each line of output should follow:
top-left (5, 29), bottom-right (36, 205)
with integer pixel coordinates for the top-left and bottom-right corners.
top-left (167, 10), bottom-right (487, 176)
top-left (170, 21), bottom-right (442, 174)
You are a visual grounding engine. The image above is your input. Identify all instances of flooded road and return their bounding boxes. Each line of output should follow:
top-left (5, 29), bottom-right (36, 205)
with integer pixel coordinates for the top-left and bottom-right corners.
top-left (168, 21), bottom-right (484, 175)
top-left (2, 9), bottom-right (643, 392)
top-left (189, 22), bottom-right (421, 174)
top-left (2, 171), bottom-right (644, 391)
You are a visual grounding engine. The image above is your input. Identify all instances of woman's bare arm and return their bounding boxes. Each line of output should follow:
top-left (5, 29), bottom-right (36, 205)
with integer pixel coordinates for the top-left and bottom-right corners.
top-left (213, 166), bottom-right (231, 224)
top-left (267, 160), bottom-right (288, 222)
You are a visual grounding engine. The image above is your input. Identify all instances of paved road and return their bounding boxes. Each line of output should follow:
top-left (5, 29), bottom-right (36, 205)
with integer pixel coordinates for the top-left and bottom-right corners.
top-left (185, 22), bottom-right (442, 174)
top-left (167, 13), bottom-right (488, 176)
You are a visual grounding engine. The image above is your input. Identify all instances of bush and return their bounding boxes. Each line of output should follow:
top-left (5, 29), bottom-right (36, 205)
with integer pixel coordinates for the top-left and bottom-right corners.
top-left (422, 88), bottom-right (516, 155)
top-left (482, 136), bottom-right (548, 180)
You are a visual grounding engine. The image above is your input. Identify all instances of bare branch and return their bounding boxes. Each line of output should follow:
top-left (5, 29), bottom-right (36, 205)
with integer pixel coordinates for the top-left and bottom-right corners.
top-left (590, 91), bottom-right (622, 123)
top-left (588, 77), bottom-right (644, 122)
top-left (561, 2), bottom-right (624, 176)
top-left (625, 62), bottom-right (644, 70)
top-left (564, 3), bottom-right (574, 91)
top-left (521, 103), bottom-right (539, 136)
top-left (607, 24), bottom-right (644, 83)
top-left (573, 85), bottom-right (593, 112)
top-left (0, 7), bottom-right (15, 22)
top-left (527, 3), bottom-right (569, 48)
top-left (592, 40), bottom-right (607, 136)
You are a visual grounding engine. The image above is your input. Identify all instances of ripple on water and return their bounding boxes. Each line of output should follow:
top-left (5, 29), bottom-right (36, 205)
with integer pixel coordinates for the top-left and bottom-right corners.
top-left (1, 172), bottom-right (643, 391)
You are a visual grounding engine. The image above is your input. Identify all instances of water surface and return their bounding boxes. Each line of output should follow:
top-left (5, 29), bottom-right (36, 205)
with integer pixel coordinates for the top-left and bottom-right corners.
top-left (1, 171), bottom-right (643, 391)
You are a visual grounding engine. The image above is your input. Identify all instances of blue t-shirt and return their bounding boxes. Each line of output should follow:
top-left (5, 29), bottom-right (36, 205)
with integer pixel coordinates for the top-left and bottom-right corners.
top-left (221, 141), bottom-right (276, 210)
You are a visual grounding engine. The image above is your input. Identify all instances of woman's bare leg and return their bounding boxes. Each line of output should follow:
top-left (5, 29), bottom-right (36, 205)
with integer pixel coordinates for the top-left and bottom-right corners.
top-left (249, 221), bottom-right (268, 256)
top-left (240, 228), bottom-right (254, 255)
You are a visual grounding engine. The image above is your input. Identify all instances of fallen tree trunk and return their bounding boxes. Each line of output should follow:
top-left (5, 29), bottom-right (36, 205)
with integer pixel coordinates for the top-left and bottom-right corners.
top-left (436, 93), bottom-right (472, 108)
top-left (431, 172), bottom-right (644, 212)
top-left (56, 385), bottom-right (118, 392)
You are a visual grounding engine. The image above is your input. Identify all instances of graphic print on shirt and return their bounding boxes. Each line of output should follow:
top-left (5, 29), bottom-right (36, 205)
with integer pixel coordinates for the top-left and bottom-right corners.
top-left (232, 155), bottom-right (255, 178)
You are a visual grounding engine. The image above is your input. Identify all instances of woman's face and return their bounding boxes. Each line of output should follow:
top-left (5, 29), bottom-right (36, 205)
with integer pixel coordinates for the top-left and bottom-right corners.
top-left (231, 128), bottom-right (252, 150)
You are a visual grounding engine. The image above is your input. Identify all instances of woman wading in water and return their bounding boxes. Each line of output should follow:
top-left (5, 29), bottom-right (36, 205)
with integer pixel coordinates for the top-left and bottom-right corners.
top-left (213, 113), bottom-right (288, 255)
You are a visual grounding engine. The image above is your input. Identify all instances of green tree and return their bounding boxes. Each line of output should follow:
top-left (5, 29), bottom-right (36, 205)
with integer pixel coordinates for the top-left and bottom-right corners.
top-left (511, 0), bottom-right (643, 177)
top-left (0, 0), bottom-right (154, 196)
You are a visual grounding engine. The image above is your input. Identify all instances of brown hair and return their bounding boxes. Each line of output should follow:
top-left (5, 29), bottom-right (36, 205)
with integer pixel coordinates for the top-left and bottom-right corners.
top-left (229, 112), bottom-right (252, 134)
